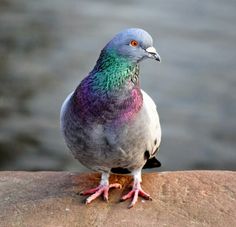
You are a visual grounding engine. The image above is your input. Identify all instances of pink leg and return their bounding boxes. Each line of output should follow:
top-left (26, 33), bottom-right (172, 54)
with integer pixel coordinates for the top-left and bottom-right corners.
top-left (120, 169), bottom-right (152, 208)
top-left (80, 173), bottom-right (121, 204)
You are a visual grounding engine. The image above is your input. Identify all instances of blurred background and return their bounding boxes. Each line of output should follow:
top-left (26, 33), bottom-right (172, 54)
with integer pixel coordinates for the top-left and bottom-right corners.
top-left (0, 0), bottom-right (235, 172)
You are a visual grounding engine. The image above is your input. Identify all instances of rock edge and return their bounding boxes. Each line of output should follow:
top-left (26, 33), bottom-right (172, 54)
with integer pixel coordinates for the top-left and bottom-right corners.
top-left (0, 171), bottom-right (235, 227)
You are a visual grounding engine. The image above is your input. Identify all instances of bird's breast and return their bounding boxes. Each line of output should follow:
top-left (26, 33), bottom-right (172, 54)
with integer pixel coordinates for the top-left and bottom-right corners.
top-left (73, 84), bottom-right (143, 125)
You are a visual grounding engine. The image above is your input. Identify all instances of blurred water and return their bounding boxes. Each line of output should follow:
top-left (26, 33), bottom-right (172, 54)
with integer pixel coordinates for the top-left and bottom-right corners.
top-left (0, 0), bottom-right (235, 171)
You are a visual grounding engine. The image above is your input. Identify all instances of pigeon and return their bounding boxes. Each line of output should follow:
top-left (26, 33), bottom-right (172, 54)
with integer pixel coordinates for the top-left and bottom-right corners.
top-left (60, 28), bottom-right (161, 208)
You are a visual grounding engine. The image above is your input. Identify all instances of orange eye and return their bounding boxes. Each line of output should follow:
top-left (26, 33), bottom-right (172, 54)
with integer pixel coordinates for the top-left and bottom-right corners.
top-left (130, 40), bottom-right (139, 47)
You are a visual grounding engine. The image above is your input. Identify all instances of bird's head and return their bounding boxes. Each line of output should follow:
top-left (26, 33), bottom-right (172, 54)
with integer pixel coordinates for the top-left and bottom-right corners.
top-left (104, 28), bottom-right (161, 63)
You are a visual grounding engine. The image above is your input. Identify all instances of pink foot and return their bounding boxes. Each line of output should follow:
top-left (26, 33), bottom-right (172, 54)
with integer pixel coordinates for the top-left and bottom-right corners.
top-left (80, 183), bottom-right (122, 204)
top-left (120, 182), bottom-right (152, 208)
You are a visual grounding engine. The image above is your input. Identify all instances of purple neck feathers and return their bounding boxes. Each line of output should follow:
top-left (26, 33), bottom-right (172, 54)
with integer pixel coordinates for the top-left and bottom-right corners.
top-left (71, 63), bottom-right (143, 125)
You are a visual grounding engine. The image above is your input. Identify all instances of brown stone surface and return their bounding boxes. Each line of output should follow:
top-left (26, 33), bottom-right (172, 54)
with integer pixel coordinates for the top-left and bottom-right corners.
top-left (0, 171), bottom-right (235, 227)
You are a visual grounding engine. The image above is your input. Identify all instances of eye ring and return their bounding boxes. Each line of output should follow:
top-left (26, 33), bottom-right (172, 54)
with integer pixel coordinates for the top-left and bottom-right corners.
top-left (130, 40), bottom-right (139, 47)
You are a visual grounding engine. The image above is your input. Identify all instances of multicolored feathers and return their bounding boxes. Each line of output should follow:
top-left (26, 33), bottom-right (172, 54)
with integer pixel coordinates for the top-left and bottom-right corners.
top-left (60, 28), bottom-right (162, 208)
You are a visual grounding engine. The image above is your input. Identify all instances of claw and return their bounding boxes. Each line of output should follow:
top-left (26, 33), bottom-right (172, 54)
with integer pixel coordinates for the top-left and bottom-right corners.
top-left (121, 181), bottom-right (151, 208)
top-left (81, 183), bottom-right (122, 204)
top-left (80, 186), bottom-right (101, 196)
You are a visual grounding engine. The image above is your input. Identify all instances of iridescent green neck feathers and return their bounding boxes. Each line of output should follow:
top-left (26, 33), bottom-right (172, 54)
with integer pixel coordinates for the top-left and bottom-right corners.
top-left (73, 49), bottom-right (143, 124)
top-left (90, 49), bottom-right (140, 91)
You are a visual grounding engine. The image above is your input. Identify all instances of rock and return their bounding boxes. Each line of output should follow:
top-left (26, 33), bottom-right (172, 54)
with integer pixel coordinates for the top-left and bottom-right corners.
top-left (0, 171), bottom-right (235, 227)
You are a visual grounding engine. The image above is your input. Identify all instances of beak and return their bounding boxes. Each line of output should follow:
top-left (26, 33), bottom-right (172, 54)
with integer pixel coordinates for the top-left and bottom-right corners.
top-left (146, 46), bottom-right (161, 62)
